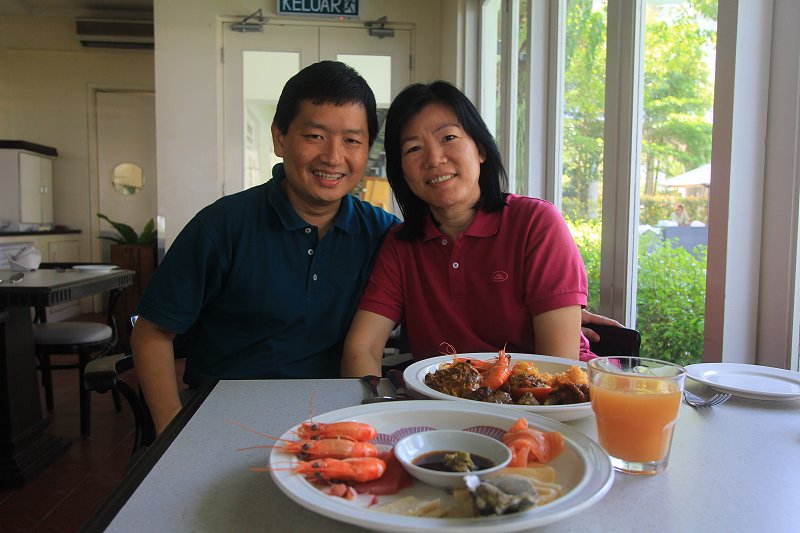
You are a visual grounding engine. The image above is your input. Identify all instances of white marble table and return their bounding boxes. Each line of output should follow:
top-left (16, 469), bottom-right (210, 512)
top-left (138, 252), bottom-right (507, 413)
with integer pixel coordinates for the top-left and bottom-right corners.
top-left (87, 377), bottom-right (800, 532)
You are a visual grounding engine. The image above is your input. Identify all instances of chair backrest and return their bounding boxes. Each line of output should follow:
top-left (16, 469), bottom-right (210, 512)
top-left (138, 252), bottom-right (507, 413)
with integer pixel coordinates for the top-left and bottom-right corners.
top-left (584, 324), bottom-right (641, 357)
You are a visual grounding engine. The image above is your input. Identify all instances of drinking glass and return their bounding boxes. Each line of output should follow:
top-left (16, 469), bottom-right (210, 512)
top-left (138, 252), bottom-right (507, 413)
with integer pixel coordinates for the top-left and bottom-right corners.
top-left (586, 356), bottom-right (686, 475)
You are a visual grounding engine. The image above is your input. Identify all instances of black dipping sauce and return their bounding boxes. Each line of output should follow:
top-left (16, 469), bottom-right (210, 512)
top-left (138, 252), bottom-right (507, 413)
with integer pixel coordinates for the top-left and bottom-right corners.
top-left (413, 450), bottom-right (494, 472)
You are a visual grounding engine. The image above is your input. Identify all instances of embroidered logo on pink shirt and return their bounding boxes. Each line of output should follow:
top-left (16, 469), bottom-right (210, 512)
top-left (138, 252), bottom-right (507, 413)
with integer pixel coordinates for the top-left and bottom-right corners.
top-left (492, 271), bottom-right (509, 282)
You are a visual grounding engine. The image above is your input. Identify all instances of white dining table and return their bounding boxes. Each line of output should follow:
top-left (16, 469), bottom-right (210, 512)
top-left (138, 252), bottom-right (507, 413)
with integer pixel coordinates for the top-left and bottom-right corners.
top-left (84, 377), bottom-right (800, 532)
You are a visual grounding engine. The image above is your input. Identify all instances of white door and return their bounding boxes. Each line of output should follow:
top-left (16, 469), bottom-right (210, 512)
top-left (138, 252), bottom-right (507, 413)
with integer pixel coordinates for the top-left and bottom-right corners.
top-left (95, 90), bottom-right (157, 261)
top-left (222, 22), bottom-right (412, 200)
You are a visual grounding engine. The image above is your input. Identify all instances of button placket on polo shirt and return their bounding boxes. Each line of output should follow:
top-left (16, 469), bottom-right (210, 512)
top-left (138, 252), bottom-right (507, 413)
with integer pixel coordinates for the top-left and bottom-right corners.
top-left (304, 226), bottom-right (320, 291)
top-left (445, 237), bottom-right (467, 299)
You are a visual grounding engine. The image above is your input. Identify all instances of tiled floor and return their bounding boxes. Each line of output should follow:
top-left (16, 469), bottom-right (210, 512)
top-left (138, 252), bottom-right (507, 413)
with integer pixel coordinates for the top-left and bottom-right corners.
top-left (0, 356), bottom-right (135, 532)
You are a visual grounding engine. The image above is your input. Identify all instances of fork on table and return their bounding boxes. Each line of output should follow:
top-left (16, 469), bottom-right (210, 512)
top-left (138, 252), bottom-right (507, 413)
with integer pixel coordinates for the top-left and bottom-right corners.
top-left (683, 389), bottom-right (732, 408)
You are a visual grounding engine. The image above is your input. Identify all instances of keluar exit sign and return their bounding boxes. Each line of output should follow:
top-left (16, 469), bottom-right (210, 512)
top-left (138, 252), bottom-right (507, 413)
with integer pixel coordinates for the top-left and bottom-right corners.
top-left (277, 0), bottom-right (360, 18)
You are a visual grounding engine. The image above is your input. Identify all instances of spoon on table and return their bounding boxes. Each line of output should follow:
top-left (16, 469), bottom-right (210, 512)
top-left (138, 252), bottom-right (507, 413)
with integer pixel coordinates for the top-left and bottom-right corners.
top-left (360, 375), bottom-right (405, 404)
top-left (0, 272), bottom-right (24, 284)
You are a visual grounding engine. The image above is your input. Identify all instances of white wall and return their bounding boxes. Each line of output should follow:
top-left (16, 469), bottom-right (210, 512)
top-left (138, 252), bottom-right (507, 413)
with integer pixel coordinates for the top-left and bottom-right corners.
top-left (756, 0), bottom-right (800, 369)
top-left (0, 15), bottom-right (154, 260)
top-left (705, 0), bottom-right (800, 369)
top-left (153, 0), bottom-right (453, 247)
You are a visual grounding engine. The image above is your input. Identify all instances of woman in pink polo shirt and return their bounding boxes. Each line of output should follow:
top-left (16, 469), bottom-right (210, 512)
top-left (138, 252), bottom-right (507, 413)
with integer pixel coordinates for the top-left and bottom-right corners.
top-left (341, 81), bottom-right (594, 378)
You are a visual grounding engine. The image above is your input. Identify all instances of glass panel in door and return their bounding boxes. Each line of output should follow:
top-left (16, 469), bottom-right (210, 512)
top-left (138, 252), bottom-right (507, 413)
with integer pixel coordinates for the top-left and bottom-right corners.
top-left (222, 23), bottom-right (317, 196)
top-left (242, 51), bottom-right (299, 189)
top-left (320, 26), bottom-right (412, 215)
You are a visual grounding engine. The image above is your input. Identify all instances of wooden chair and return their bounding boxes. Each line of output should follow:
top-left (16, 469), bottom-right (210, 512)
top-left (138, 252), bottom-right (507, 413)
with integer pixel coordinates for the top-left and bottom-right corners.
top-left (83, 324), bottom-right (190, 455)
top-left (33, 263), bottom-right (123, 437)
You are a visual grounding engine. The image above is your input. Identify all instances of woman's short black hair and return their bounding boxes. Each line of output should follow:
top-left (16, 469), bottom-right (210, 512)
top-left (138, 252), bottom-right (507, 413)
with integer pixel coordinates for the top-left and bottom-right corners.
top-left (384, 81), bottom-right (508, 240)
top-left (273, 60), bottom-right (379, 147)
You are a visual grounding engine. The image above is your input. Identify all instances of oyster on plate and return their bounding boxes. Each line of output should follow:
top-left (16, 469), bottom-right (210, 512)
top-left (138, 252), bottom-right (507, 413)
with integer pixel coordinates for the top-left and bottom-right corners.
top-left (464, 474), bottom-right (539, 516)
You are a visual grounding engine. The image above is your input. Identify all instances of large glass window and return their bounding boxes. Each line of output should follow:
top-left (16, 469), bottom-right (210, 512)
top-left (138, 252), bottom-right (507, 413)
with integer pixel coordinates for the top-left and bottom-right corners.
top-left (486, 0), bottom-right (717, 366)
top-left (635, 0), bottom-right (716, 365)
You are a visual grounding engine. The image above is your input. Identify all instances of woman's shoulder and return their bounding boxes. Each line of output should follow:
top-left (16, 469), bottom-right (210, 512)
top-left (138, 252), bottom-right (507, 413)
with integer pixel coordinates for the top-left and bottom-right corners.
top-left (504, 194), bottom-right (561, 217)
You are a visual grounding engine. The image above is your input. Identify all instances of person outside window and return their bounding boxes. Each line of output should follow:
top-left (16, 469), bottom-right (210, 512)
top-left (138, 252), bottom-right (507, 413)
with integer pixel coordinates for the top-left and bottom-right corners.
top-left (671, 203), bottom-right (690, 226)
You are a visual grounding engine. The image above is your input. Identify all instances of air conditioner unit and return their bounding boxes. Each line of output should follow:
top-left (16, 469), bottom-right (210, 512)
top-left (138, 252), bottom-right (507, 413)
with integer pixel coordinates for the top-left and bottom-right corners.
top-left (75, 19), bottom-right (154, 50)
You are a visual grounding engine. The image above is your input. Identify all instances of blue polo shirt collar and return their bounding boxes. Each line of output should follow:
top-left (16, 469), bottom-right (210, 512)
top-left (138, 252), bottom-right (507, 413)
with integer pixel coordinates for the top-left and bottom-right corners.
top-left (267, 163), bottom-right (361, 235)
top-left (422, 207), bottom-right (501, 241)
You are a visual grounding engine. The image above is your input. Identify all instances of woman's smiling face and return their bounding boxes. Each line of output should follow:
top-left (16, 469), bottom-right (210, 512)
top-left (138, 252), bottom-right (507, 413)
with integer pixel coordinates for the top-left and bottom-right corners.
top-left (399, 102), bottom-right (486, 211)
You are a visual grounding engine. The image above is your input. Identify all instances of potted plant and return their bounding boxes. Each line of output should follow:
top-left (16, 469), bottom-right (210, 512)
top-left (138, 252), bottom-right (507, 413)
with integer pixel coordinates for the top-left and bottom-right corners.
top-left (97, 213), bottom-right (157, 352)
top-left (97, 213), bottom-right (156, 245)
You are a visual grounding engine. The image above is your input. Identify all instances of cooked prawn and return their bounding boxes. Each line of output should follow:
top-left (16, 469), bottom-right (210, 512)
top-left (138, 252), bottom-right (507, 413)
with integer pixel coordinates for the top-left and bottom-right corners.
top-left (226, 419), bottom-right (378, 459)
top-left (286, 392), bottom-right (378, 441)
top-left (444, 342), bottom-right (505, 373)
top-left (482, 346), bottom-right (512, 390)
top-left (258, 457), bottom-right (387, 483)
top-left (296, 421), bottom-right (378, 442)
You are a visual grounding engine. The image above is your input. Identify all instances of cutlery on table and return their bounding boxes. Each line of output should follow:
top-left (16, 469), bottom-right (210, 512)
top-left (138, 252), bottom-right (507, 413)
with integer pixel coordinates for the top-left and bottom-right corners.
top-left (683, 389), bottom-right (731, 408)
top-left (387, 369), bottom-right (414, 399)
top-left (0, 272), bottom-right (24, 284)
top-left (360, 375), bottom-right (406, 404)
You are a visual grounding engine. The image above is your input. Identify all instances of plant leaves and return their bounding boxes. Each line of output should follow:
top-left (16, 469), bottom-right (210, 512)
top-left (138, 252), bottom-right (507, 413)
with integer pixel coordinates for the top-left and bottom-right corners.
top-left (97, 213), bottom-right (142, 244)
top-left (138, 218), bottom-right (157, 244)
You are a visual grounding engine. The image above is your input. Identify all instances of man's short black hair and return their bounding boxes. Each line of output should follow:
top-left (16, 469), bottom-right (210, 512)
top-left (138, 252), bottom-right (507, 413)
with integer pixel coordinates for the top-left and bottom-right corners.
top-left (273, 60), bottom-right (378, 146)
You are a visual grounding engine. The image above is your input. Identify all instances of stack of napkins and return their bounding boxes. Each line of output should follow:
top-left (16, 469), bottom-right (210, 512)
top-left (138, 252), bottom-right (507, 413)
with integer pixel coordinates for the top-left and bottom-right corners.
top-left (5, 246), bottom-right (42, 271)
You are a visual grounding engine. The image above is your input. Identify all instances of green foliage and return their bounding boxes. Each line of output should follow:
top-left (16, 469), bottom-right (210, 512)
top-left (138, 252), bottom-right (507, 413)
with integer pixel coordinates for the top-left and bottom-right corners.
top-left (562, 0), bottom-right (717, 202)
top-left (568, 218), bottom-right (706, 366)
top-left (567, 218), bottom-right (601, 311)
top-left (637, 234), bottom-right (706, 366)
top-left (97, 213), bottom-right (156, 245)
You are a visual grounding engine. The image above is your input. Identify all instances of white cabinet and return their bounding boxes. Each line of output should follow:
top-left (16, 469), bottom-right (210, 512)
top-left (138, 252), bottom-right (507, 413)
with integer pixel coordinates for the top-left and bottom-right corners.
top-left (0, 143), bottom-right (57, 230)
top-left (19, 152), bottom-right (54, 224)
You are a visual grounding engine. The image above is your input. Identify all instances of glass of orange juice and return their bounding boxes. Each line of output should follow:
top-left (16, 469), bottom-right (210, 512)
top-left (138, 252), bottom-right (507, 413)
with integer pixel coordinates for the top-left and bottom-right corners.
top-left (586, 357), bottom-right (686, 475)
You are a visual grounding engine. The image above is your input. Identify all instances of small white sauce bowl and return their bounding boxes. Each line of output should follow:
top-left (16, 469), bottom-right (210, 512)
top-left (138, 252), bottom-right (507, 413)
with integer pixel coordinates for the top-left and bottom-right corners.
top-left (393, 429), bottom-right (512, 489)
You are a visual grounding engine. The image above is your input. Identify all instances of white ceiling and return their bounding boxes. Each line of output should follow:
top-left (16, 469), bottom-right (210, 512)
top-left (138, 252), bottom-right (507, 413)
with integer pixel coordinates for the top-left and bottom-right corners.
top-left (0, 0), bottom-right (153, 18)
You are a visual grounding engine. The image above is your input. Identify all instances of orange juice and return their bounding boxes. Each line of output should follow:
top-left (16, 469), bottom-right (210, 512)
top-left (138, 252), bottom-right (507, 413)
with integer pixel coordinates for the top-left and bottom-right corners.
top-left (590, 380), bottom-right (682, 462)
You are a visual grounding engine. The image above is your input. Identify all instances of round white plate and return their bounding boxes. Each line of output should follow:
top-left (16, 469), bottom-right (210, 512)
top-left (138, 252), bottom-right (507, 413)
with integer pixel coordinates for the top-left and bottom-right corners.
top-left (73, 264), bottom-right (118, 272)
top-left (403, 353), bottom-right (593, 421)
top-left (685, 363), bottom-right (800, 401)
top-left (269, 401), bottom-right (613, 533)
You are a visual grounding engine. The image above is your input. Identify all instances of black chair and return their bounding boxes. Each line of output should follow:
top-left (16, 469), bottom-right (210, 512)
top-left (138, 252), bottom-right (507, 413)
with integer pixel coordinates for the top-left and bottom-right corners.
top-left (380, 323), bottom-right (642, 374)
top-left (582, 324), bottom-right (641, 357)
top-left (33, 262), bottom-right (123, 437)
top-left (83, 326), bottom-right (190, 455)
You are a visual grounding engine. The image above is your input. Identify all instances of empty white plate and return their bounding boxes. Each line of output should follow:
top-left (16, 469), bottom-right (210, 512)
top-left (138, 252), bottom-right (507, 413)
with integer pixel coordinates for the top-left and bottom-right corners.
top-left (685, 363), bottom-right (800, 401)
top-left (73, 264), bottom-right (118, 272)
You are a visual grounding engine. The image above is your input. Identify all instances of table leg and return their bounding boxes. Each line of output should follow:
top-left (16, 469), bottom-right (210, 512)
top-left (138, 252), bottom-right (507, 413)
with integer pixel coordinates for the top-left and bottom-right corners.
top-left (0, 307), bottom-right (70, 488)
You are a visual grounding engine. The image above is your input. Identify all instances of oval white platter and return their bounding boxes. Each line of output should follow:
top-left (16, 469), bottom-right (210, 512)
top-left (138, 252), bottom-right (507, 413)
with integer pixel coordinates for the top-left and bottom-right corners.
top-left (403, 353), bottom-right (593, 421)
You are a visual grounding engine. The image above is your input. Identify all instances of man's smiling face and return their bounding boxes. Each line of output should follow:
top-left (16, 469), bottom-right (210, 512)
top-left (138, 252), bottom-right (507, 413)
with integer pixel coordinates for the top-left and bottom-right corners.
top-left (272, 101), bottom-right (370, 210)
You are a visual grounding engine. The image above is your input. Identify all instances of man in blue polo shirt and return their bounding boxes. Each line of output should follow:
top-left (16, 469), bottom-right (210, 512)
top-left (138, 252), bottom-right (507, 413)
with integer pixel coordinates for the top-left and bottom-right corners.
top-left (131, 61), bottom-right (398, 435)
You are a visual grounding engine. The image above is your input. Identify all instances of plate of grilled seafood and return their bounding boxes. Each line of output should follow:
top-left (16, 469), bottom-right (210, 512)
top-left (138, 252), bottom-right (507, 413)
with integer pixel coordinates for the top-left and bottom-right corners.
top-left (266, 400), bottom-right (613, 532)
top-left (403, 353), bottom-right (594, 422)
